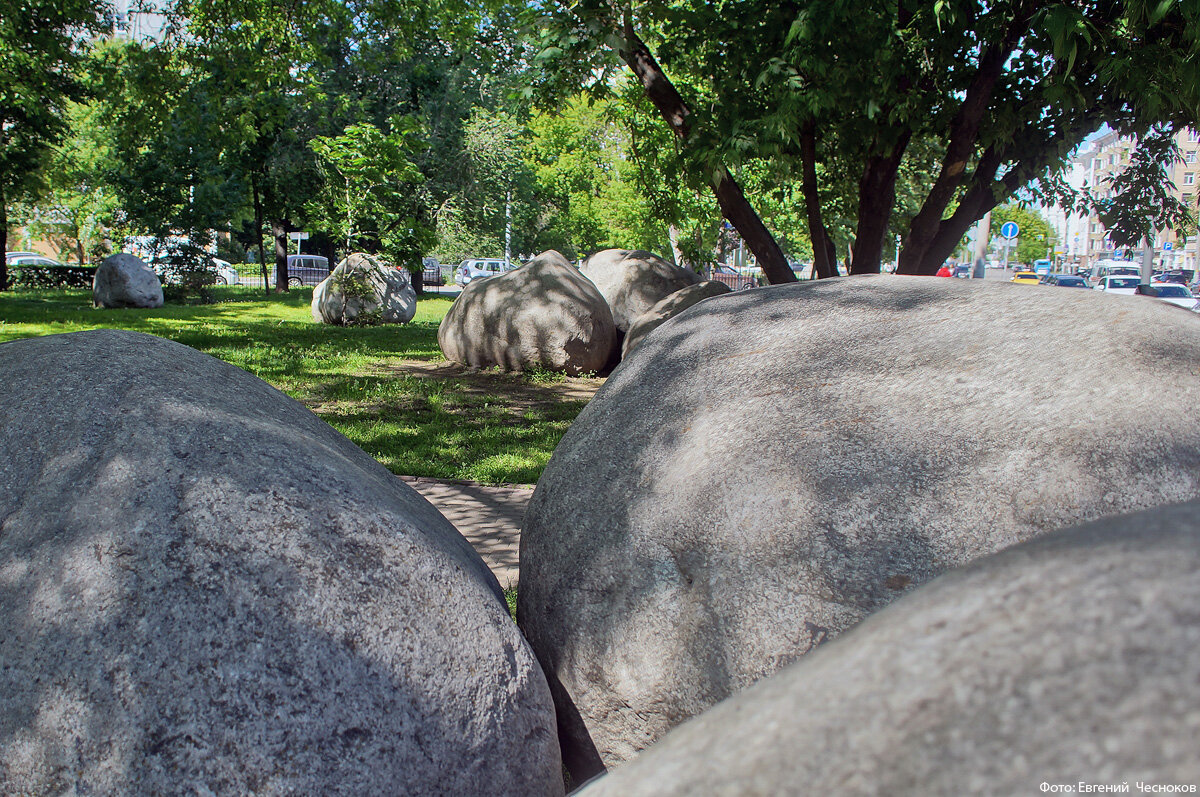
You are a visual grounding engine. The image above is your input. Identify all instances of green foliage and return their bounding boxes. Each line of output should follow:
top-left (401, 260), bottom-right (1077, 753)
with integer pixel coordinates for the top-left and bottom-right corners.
top-left (1097, 129), bottom-right (1196, 248)
top-left (990, 204), bottom-right (1058, 264)
top-left (8, 265), bottom-right (96, 289)
top-left (531, 0), bottom-right (1200, 272)
top-left (310, 117), bottom-right (434, 270)
top-left (0, 0), bottom-right (109, 288)
top-left (13, 99), bottom-right (126, 265)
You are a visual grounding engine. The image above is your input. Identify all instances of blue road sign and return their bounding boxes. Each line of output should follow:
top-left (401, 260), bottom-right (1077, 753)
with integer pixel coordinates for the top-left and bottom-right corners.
top-left (1164, 241), bottom-right (1174, 251)
top-left (1000, 221), bottom-right (1020, 239)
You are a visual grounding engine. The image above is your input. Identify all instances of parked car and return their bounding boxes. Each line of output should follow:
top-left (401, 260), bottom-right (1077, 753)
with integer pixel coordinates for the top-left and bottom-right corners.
top-left (270, 254), bottom-right (330, 287)
top-left (1093, 275), bottom-right (1141, 296)
top-left (1011, 270), bottom-right (1041, 285)
top-left (151, 255), bottom-right (240, 286)
top-left (710, 264), bottom-right (758, 291)
top-left (1040, 274), bottom-right (1089, 288)
top-left (5, 251), bottom-right (65, 268)
top-left (1135, 282), bottom-right (1200, 310)
top-left (420, 256), bottom-right (443, 287)
top-left (952, 264), bottom-right (972, 278)
top-left (455, 258), bottom-right (512, 286)
top-left (210, 258), bottom-right (240, 285)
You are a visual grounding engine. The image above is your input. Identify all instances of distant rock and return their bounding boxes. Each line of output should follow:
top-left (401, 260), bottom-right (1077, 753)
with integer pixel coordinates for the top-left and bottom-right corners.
top-left (577, 502), bottom-right (1200, 795)
top-left (579, 249), bottom-right (701, 332)
top-left (0, 330), bottom-right (562, 796)
top-left (92, 252), bottom-right (164, 308)
top-left (518, 275), bottom-right (1200, 779)
top-left (438, 250), bottom-right (616, 375)
top-left (312, 252), bottom-right (416, 325)
top-left (622, 280), bottom-right (730, 358)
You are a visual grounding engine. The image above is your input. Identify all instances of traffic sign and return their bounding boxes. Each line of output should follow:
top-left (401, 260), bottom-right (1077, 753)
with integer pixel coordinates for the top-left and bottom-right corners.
top-left (1000, 221), bottom-right (1019, 239)
top-left (1164, 241), bottom-right (1174, 251)
top-left (288, 232), bottom-right (310, 240)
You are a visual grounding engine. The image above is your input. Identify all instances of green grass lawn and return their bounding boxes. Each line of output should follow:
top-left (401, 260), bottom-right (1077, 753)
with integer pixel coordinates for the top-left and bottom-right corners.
top-left (0, 286), bottom-right (598, 485)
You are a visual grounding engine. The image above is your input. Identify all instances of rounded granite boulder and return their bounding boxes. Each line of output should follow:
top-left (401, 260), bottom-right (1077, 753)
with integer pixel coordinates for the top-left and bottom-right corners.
top-left (518, 275), bottom-right (1200, 779)
top-left (311, 252), bottom-right (417, 326)
top-left (621, 280), bottom-right (730, 358)
top-left (92, 253), bottom-right (164, 309)
top-left (438, 250), bottom-right (616, 375)
top-left (578, 501), bottom-right (1200, 795)
top-left (579, 249), bottom-right (701, 333)
top-left (0, 330), bottom-right (562, 795)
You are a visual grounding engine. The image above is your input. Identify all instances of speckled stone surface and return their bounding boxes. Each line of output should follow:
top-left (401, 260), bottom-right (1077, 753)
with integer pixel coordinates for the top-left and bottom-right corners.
top-left (621, 280), bottom-right (730, 358)
top-left (579, 249), bottom-right (702, 332)
top-left (311, 252), bottom-right (416, 325)
top-left (92, 253), bottom-right (164, 309)
top-left (518, 275), bottom-right (1200, 779)
top-left (578, 502), bottom-right (1200, 795)
top-left (0, 330), bottom-right (562, 795)
top-left (438, 250), bottom-right (616, 375)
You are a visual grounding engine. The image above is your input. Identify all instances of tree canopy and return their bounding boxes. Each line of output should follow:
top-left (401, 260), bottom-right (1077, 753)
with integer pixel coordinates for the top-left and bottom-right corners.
top-left (0, 0), bottom-right (108, 288)
top-left (532, 0), bottom-right (1200, 278)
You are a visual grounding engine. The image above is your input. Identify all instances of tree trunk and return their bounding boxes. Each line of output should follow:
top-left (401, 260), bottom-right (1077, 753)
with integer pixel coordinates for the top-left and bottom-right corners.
top-left (896, 10), bottom-right (1034, 273)
top-left (710, 169), bottom-right (795, 284)
top-left (916, 183), bottom-right (996, 273)
top-left (252, 176), bottom-right (270, 295)
top-left (617, 17), bottom-right (796, 285)
top-left (273, 219), bottom-right (290, 292)
top-left (668, 224), bottom-right (687, 271)
top-left (849, 137), bottom-right (910, 274)
top-left (799, 124), bottom-right (837, 279)
top-left (0, 188), bottom-right (8, 292)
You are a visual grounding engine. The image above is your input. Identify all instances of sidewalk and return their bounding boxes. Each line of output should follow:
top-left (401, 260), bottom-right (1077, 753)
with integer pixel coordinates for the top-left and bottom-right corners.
top-left (399, 475), bottom-right (531, 589)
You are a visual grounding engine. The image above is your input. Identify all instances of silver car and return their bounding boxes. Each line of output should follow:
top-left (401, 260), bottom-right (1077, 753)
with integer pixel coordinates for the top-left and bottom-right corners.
top-left (455, 258), bottom-right (513, 286)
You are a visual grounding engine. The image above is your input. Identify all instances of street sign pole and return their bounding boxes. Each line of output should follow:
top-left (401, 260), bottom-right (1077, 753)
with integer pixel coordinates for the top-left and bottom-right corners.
top-left (999, 221), bottom-right (1020, 271)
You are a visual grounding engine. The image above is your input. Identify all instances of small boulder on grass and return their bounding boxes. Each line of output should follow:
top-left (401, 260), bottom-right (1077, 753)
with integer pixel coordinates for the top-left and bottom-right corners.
top-left (438, 250), bottom-right (617, 375)
top-left (312, 252), bottom-right (416, 326)
top-left (93, 252), bottom-right (164, 309)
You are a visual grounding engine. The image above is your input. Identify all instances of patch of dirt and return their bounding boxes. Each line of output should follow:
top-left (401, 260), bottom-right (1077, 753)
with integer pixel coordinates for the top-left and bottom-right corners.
top-left (379, 359), bottom-right (604, 412)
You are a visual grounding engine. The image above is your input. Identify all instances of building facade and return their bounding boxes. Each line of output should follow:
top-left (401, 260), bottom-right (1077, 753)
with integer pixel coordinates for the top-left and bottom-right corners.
top-left (1049, 128), bottom-right (1199, 273)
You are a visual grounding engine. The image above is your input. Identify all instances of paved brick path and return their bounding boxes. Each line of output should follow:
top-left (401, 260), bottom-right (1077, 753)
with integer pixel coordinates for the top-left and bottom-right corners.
top-left (399, 475), bottom-right (531, 589)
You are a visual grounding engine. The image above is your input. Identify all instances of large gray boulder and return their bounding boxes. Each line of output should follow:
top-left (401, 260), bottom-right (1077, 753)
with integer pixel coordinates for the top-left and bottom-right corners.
top-left (578, 502), bottom-right (1200, 795)
top-left (621, 280), bottom-right (730, 358)
top-left (438, 250), bottom-right (616, 375)
top-left (92, 252), bottom-right (164, 308)
top-left (0, 330), bottom-right (562, 796)
top-left (311, 252), bottom-right (416, 325)
top-left (518, 275), bottom-right (1200, 779)
top-left (579, 249), bottom-right (701, 332)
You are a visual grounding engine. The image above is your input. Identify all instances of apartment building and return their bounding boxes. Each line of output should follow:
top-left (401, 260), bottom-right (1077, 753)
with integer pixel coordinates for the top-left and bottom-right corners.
top-left (1048, 128), bottom-right (1199, 272)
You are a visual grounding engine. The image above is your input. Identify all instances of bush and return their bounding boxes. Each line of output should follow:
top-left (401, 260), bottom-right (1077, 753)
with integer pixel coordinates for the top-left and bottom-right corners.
top-left (10, 265), bottom-right (97, 289)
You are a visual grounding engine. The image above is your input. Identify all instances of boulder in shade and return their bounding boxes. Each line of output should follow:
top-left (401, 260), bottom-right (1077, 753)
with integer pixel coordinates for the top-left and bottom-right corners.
top-left (311, 252), bottom-right (416, 325)
top-left (0, 330), bottom-right (562, 796)
top-left (518, 275), bottom-right (1200, 779)
top-left (578, 502), bottom-right (1200, 795)
top-left (438, 250), bottom-right (616, 375)
top-left (92, 252), bottom-right (164, 308)
top-left (579, 249), bottom-right (701, 332)
top-left (621, 280), bottom-right (730, 358)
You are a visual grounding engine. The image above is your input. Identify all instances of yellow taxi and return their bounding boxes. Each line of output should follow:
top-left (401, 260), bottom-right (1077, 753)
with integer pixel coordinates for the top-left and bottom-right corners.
top-left (1011, 270), bottom-right (1041, 285)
